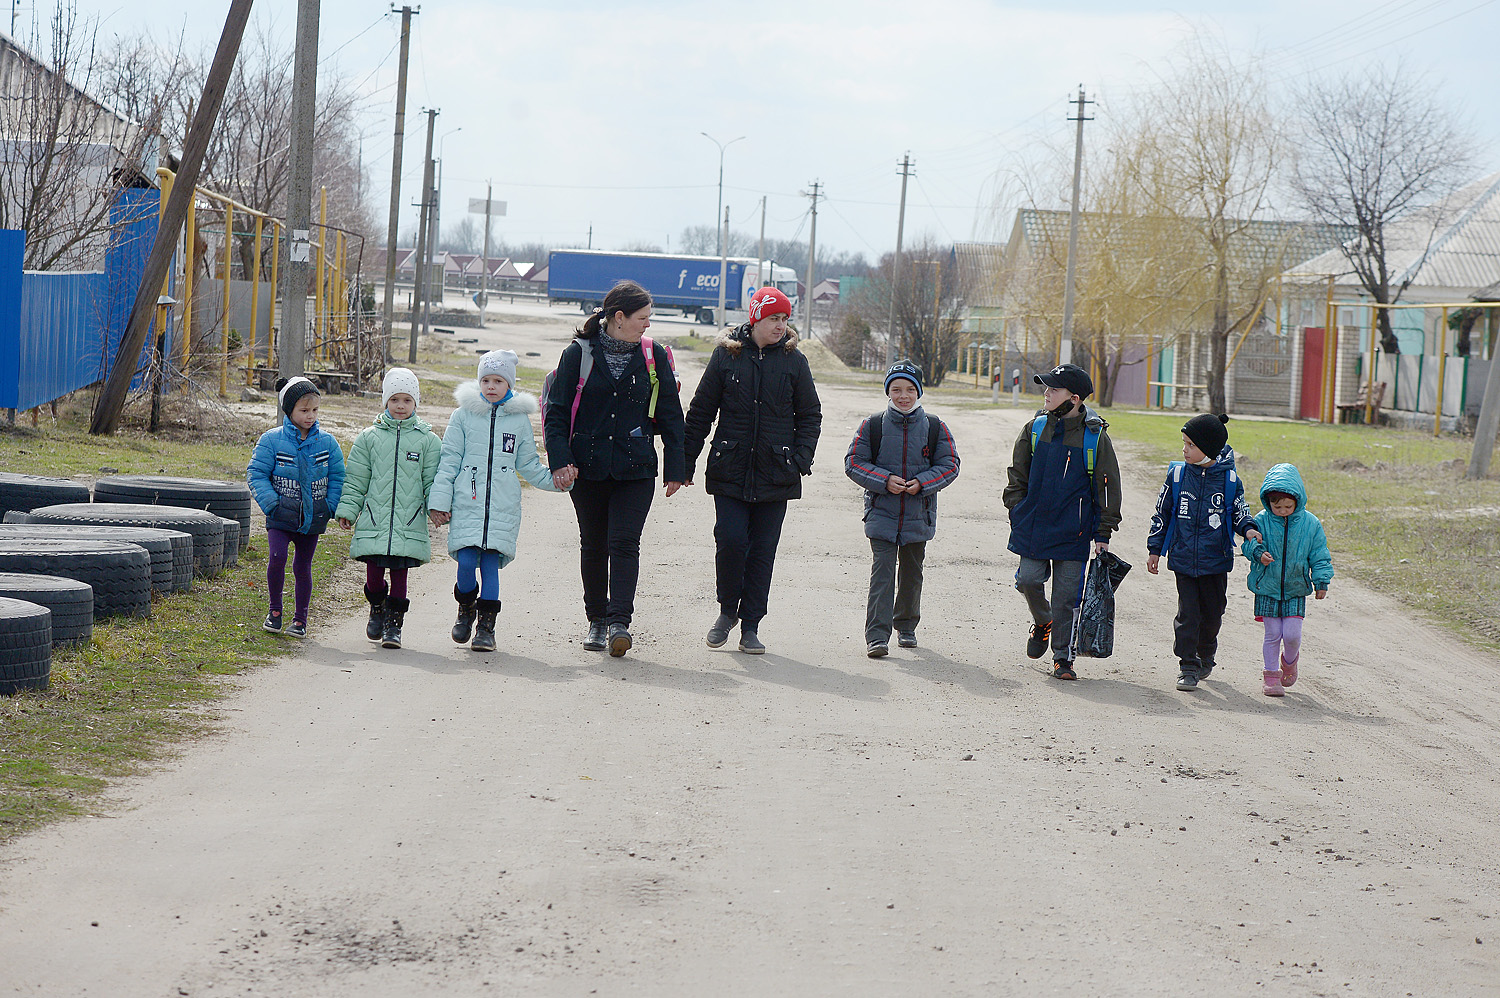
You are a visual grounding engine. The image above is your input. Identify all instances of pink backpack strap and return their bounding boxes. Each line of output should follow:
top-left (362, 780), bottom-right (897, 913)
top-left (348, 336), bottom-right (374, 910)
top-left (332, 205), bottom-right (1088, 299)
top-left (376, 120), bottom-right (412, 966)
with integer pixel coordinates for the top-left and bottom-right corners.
top-left (569, 337), bottom-right (593, 436)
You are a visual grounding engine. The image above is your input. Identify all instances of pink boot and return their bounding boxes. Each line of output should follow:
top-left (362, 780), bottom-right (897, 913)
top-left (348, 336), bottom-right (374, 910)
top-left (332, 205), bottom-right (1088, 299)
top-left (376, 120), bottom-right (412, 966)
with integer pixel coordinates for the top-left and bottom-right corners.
top-left (1280, 656), bottom-right (1298, 688)
top-left (1262, 670), bottom-right (1284, 697)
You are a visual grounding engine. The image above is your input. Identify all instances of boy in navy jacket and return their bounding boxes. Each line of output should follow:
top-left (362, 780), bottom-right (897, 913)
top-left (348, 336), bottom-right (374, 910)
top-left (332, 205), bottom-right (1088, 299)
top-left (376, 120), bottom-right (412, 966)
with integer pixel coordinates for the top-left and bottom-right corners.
top-left (1146, 413), bottom-right (1261, 691)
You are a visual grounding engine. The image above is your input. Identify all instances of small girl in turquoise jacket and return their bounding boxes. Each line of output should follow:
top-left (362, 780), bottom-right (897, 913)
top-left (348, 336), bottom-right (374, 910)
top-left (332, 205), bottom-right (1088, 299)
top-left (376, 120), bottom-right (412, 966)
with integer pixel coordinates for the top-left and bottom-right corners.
top-left (1242, 463), bottom-right (1333, 697)
top-left (429, 350), bottom-right (565, 652)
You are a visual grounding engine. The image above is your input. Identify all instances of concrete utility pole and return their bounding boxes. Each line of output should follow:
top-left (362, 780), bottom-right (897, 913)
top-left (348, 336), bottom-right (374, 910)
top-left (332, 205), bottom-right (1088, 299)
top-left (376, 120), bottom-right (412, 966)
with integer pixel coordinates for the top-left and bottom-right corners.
top-left (278, 0), bottom-right (320, 378)
top-left (803, 180), bottom-right (822, 336)
top-left (1059, 85), bottom-right (1093, 367)
top-left (381, 4), bottom-right (416, 365)
top-left (1469, 330), bottom-right (1500, 478)
top-left (716, 205), bottom-right (729, 324)
top-left (91, 0), bottom-right (254, 434)
top-left (408, 107), bottom-right (436, 363)
top-left (886, 152), bottom-right (912, 365)
top-left (756, 195), bottom-right (766, 289)
top-left (480, 180), bottom-right (492, 326)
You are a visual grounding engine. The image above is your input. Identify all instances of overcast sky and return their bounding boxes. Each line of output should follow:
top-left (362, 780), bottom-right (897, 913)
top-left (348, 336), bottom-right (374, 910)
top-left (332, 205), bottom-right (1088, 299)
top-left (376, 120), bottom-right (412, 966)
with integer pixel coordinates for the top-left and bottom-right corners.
top-left (36, 0), bottom-right (1500, 264)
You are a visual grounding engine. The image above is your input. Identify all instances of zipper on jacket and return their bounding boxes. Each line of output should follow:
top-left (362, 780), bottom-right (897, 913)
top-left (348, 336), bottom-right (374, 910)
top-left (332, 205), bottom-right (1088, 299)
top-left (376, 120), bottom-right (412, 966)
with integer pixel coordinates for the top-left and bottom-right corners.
top-left (482, 404), bottom-right (498, 546)
top-left (896, 416), bottom-right (909, 540)
top-left (1280, 515), bottom-right (1289, 600)
top-left (386, 425), bottom-right (401, 556)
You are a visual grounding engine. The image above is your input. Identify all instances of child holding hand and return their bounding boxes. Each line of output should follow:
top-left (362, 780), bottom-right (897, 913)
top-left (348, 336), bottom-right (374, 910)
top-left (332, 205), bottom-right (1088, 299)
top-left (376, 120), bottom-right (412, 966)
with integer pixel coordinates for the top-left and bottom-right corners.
top-left (1242, 463), bottom-right (1333, 697)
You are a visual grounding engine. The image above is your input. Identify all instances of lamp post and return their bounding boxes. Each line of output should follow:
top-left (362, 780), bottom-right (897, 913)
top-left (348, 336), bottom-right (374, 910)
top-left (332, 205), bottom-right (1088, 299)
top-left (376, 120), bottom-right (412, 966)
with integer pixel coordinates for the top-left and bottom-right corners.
top-left (700, 132), bottom-right (744, 260)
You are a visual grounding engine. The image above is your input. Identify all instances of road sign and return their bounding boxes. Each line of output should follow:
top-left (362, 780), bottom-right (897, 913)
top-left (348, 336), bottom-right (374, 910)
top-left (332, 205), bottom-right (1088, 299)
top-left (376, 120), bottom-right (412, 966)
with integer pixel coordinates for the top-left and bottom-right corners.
top-left (468, 199), bottom-right (507, 216)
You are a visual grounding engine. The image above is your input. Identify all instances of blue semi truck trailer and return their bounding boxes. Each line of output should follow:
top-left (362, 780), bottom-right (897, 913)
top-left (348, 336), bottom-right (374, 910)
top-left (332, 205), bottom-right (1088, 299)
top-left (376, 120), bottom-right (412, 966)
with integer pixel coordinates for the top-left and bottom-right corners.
top-left (547, 249), bottom-right (798, 325)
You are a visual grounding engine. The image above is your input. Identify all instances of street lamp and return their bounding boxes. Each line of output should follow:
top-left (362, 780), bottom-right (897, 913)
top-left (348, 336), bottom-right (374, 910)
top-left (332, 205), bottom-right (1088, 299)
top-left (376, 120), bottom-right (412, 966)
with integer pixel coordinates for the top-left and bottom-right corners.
top-left (700, 131), bottom-right (744, 259)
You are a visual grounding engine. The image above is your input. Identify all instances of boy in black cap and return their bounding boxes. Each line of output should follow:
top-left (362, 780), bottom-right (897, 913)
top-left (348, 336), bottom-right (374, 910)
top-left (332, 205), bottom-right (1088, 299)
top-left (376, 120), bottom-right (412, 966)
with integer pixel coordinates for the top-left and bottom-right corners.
top-left (1003, 363), bottom-right (1122, 680)
top-left (1145, 413), bottom-right (1262, 690)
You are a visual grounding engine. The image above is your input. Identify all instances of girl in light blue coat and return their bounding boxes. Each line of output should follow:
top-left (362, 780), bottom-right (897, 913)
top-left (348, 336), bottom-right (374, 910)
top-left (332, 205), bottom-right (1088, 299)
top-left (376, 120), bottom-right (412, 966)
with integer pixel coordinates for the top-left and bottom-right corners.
top-left (429, 350), bottom-right (564, 652)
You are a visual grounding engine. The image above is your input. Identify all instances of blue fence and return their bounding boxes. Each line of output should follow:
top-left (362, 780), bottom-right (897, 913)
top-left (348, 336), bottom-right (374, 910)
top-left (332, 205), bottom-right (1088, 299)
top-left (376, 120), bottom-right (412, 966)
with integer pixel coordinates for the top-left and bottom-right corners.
top-left (0, 189), bottom-right (161, 412)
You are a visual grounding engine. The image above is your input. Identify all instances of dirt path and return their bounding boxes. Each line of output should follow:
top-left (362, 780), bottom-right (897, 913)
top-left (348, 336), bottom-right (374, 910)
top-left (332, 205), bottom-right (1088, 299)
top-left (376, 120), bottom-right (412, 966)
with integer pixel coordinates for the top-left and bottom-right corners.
top-left (3, 319), bottom-right (1499, 996)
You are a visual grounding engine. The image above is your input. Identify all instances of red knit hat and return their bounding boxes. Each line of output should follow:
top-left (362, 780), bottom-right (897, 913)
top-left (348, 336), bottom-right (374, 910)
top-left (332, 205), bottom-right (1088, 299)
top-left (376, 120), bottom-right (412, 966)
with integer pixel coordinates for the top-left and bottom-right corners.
top-left (748, 286), bottom-right (792, 323)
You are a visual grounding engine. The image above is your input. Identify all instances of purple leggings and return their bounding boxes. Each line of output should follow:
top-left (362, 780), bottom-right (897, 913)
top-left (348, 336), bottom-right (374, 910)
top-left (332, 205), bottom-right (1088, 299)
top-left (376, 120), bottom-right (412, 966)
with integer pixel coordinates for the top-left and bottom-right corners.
top-left (266, 528), bottom-right (319, 624)
top-left (365, 562), bottom-right (408, 601)
top-left (1262, 616), bottom-right (1303, 672)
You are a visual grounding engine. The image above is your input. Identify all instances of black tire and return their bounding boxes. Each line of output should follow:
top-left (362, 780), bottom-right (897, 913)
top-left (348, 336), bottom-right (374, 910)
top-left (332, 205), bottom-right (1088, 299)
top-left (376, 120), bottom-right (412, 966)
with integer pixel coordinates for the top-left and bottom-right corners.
top-left (218, 517), bottom-right (241, 568)
top-left (0, 473), bottom-right (91, 522)
top-left (93, 476), bottom-right (253, 555)
top-left (26, 503), bottom-right (225, 579)
top-left (0, 596), bottom-right (51, 694)
top-left (0, 525), bottom-right (177, 594)
top-left (0, 540), bottom-right (151, 619)
top-left (0, 572), bottom-right (92, 645)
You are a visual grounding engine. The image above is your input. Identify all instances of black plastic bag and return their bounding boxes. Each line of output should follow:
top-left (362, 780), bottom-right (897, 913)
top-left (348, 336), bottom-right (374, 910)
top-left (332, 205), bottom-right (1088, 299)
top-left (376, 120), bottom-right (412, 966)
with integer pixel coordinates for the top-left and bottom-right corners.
top-left (1074, 551), bottom-right (1131, 659)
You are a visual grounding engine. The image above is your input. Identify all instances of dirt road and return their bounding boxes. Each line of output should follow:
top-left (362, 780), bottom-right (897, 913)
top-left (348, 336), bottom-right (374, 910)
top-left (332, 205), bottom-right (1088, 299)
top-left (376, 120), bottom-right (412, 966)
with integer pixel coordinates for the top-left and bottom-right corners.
top-left (2, 313), bottom-right (1498, 996)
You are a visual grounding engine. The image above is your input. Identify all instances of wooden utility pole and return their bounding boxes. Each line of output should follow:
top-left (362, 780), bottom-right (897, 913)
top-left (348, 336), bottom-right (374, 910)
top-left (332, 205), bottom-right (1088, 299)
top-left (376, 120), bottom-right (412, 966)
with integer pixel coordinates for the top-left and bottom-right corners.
top-left (407, 108), bottom-right (436, 363)
top-left (91, 0), bottom-right (253, 435)
top-left (886, 152), bottom-right (912, 365)
top-left (381, 5), bottom-right (416, 363)
top-left (1060, 86), bottom-right (1092, 367)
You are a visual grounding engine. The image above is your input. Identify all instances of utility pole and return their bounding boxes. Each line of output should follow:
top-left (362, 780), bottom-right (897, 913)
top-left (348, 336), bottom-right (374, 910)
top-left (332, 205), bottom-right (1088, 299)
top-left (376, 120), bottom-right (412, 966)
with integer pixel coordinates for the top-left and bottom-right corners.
top-left (886, 152), bottom-right (912, 365)
top-left (1060, 85), bottom-right (1092, 367)
top-left (756, 195), bottom-right (766, 289)
top-left (91, 0), bottom-right (253, 434)
top-left (803, 180), bottom-right (822, 336)
top-left (408, 107), bottom-right (436, 363)
top-left (279, 0), bottom-right (320, 378)
top-left (716, 205), bottom-right (729, 325)
top-left (479, 179), bottom-right (492, 326)
top-left (381, 4), bottom-right (416, 365)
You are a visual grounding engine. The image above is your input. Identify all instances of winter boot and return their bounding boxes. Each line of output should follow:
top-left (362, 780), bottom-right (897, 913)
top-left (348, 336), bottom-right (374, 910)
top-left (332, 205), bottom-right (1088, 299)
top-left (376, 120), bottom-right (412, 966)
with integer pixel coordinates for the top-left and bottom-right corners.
top-left (471, 599), bottom-right (502, 652)
top-left (1262, 669), bottom-right (1284, 697)
top-left (363, 585), bottom-right (386, 642)
top-left (1280, 655), bottom-right (1298, 688)
top-left (381, 596), bottom-right (410, 649)
top-left (451, 585), bottom-right (479, 644)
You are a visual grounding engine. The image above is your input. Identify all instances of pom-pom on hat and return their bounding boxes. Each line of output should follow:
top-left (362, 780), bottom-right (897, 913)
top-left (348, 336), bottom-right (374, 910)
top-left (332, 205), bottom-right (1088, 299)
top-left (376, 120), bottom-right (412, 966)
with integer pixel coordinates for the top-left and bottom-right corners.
top-left (748, 286), bottom-right (793, 323)
top-left (275, 375), bottom-right (319, 416)
top-left (1182, 413), bottom-right (1230, 458)
top-left (381, 367), bottom-right (421, 411)
top-left (1034, 363), bottom-right (1094, 400)
top-left (884, 360), bottom-right (924, 397)
top-left (477, 349), bottom-right (518, 388)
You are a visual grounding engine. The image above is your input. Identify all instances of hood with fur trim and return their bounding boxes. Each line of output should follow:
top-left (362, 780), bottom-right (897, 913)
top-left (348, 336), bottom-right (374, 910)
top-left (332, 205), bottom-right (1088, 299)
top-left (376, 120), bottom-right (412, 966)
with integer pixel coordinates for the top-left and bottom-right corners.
top-left (454, 379), bottom-right (539, 417)
top-left (716, 324), bottom-right (801, 355)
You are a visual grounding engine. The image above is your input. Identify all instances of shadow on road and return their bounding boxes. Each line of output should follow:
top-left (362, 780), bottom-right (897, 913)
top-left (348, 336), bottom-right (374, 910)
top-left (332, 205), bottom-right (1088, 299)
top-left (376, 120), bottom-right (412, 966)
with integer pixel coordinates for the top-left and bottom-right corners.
top-left (892, 648), bottom-right (1022, 699)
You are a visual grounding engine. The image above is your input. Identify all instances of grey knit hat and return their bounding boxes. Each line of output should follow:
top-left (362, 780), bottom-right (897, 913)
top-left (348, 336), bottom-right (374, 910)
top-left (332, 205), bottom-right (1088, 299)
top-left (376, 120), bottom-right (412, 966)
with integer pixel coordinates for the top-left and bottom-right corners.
top-left (477, 349), bottom-right (518, 388)
top-left (381, 367), bottom-right (421, 410)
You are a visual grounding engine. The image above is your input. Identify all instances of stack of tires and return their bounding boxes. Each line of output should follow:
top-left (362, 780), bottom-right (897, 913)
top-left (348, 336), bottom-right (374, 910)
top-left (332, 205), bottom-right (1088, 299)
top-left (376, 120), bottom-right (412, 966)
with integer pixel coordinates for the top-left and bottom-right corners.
top-left (92, 476), bottom-right (252, 559)
top-left (0, 596), bottom-right (51, 695)
top-left (26, 503), bottom-right (226, 579)
top-left (0, 524), bottom-right (188, 594)
top-left (0, 573), bottom-right (92, 646)
top-left (0, 472), bottom-right (90, 521)
top-left (0, 539), bottom-right (151, 618)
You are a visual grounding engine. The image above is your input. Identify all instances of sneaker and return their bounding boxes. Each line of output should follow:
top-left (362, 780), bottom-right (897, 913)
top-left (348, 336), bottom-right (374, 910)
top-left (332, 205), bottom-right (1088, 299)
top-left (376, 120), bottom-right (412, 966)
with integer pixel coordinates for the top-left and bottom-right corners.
top-left (1051, 661), bottom-right (1077, 681)
top-left (1280, 656), bottom-right (1298, 688)
top-left (285, 620), bottom-right (307, 639)
top-left (1176, 672), bottom-right (1200, 691)
top-left (1263, 670), bottom-right (1284, 697)
top-left (1026, 622), bottom-right (1051, 659)
top-left (262, 610), bottom-right (283, 634)
top-left (897, 630), bottom-right (917, 648)
top-left (738, 628), bottom-right (765, 655)
top-left (706, 612), bottom-right (736, 649)
top-left (867, 641), bottom-right (889, 658)
top-left (608, 624), bottom-right (632, 657)
top-left (1199, 662), bottom-right (1215, 680)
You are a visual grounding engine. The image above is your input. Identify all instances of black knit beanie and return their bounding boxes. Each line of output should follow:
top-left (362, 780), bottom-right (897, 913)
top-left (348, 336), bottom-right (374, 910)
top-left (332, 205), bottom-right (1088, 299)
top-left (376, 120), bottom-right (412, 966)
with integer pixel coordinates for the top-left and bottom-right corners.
top-left (1182, 413), bottom-right (1229, 458)
top-left (276, 376), bottom-right (320, 417)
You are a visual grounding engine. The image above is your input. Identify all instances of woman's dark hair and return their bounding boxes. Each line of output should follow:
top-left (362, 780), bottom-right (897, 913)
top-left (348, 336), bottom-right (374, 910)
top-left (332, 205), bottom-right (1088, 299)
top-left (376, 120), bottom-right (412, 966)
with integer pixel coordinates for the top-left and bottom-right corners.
top-left (578, 280), bottom-right (653, 337)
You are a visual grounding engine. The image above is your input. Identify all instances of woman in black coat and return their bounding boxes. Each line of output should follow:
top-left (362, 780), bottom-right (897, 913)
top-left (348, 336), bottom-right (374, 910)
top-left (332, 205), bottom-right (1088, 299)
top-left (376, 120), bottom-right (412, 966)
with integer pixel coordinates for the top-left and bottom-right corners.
top-left (546, 280), bottom-right (686, 657)
top-left (682, 286), bottom-right (822, 654)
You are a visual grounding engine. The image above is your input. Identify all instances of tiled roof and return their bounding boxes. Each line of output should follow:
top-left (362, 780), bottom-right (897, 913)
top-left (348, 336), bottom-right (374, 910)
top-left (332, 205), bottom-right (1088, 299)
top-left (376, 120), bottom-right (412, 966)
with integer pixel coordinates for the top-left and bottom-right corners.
top-left (953, 242), bottom-right (1006, 307)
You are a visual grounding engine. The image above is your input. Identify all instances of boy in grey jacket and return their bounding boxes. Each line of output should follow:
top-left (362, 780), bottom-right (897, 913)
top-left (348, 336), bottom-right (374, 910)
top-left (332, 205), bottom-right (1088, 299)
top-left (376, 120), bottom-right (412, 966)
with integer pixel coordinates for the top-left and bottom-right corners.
top-left (845, 362), bottom-right (961, 657)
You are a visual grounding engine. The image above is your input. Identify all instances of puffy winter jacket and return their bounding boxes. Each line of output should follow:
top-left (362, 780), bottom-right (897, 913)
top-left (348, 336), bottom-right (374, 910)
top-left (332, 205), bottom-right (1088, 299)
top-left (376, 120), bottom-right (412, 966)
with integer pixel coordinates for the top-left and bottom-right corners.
top-left (844, 404), bottom-right (960, 545)
top-left (247, 417), bottom-right (345, 535)
top-left (1242, 463), bottom-right (1334, 599)
top-left (334, 410), bottom-right (442, 562)
top-left (430, 382), bottom-right (561, 562)
top-left (1003, 405), bottom-right (1122, 562)
top-left (1145, 445), bottom-right (1257, 576)
top-left (542, 334), bottom-right (686, 483)
top-left (683, 325), bottom-right (823, 502)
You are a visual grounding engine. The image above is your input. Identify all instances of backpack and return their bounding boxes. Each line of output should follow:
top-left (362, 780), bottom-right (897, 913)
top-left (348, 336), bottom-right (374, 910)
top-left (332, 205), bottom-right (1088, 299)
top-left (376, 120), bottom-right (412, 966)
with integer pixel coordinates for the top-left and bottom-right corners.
top-left (540, 335), bottom-right (680, 439)
top-left (867, 410), bottom-right (942, 464)
top-left (1157, 460), bottom-right (1239, 552)
top-left (1029, 414), bottom-right (1100, 481)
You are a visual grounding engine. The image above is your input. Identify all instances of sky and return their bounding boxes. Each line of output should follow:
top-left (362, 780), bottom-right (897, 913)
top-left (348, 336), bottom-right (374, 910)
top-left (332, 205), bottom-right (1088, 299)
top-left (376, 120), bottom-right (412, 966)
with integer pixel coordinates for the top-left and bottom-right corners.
top-left (26, 0), bottom-right (1500, 267)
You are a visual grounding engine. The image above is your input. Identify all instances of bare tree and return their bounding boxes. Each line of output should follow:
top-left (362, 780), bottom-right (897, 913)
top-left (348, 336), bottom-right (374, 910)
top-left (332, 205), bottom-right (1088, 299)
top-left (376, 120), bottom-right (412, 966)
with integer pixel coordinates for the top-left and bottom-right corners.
top-left (876, 238), bottom-right (969, 387)
top-left (441, 216), bottom-right (480, 254)
top-left (1292, 62), bottom-right (1474, 354)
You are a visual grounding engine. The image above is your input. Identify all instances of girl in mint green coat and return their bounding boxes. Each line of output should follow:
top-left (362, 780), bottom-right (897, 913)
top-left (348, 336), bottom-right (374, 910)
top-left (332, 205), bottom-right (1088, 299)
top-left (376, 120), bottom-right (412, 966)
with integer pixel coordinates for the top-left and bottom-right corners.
top-left (335, 368), bottom-right (442, 649)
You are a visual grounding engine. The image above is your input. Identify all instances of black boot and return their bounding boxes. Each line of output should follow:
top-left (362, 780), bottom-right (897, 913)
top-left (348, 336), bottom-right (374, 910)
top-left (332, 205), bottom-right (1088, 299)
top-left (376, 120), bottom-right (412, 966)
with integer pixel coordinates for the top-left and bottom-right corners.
top-left (381, 596), bottom-right (410, 649)
top-left (471, 598), bottom-right (501, 652)
top-left (451, 585), bottom-right (479, 644)
top-left (363, 585), bottom-right (386, 642)
top-left (583, 620), bottom-right (608, 651)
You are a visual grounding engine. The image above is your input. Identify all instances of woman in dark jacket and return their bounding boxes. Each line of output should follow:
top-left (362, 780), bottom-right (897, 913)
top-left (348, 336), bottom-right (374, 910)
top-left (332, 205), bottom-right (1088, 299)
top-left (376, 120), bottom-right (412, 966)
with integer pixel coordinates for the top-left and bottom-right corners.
top-left (545, 280), bottom-right (686, 657)
top-left (682, 286), bottom-right (822, 654)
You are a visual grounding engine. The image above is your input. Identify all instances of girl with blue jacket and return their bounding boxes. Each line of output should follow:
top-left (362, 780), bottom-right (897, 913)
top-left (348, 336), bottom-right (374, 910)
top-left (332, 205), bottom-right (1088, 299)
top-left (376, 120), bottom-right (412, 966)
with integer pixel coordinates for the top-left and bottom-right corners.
top-left (1242, 463), bottom-right (1334, 697)
top-left (429, 350), bottom-right (564, 653)
top-left (247, 377), bottom-right (346, 637)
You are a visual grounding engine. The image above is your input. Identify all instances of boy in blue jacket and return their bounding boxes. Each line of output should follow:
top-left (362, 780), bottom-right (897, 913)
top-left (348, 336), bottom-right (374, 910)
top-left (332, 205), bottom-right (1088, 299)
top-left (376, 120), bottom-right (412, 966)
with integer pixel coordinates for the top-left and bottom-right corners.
top-left (247, 377), bottom-right (345, 638)
top-left (1146, 414), bottom-right (1261, 691)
